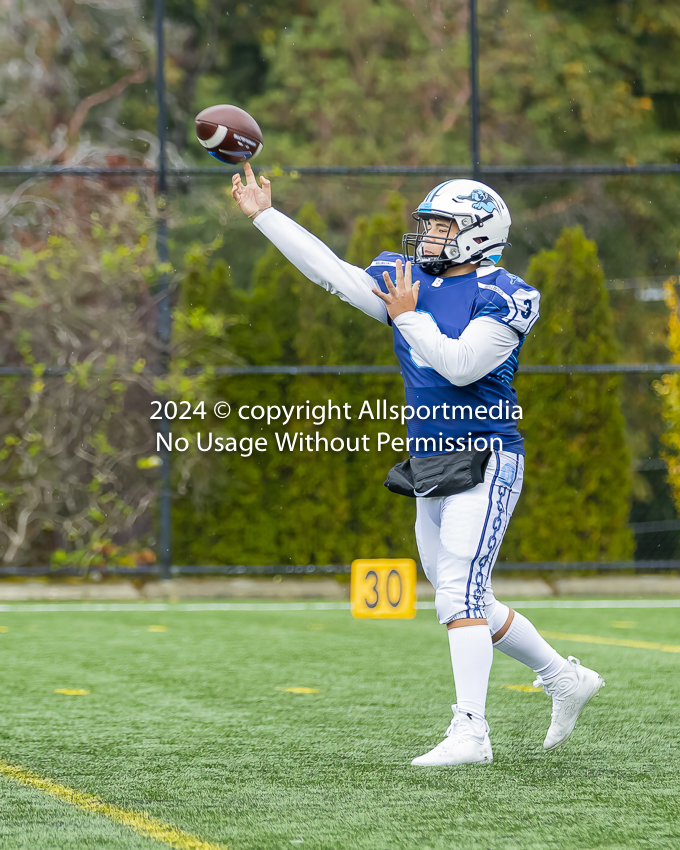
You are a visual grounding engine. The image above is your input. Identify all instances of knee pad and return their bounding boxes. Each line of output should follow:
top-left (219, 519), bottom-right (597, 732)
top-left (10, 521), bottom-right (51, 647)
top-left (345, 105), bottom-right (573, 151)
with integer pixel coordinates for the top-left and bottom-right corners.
top-left (485, 595), bottom-right (510, 636)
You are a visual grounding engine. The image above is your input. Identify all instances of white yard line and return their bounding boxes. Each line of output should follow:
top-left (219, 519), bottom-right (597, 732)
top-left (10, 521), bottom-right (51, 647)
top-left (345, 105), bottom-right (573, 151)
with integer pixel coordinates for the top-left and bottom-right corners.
top-left (1, 599), bottom-right (680, 613)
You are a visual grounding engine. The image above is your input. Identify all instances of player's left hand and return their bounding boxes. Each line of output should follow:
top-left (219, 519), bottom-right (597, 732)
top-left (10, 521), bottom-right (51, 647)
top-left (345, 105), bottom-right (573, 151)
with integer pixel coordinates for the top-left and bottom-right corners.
top-left (372, 259), bottom-right (420, 320)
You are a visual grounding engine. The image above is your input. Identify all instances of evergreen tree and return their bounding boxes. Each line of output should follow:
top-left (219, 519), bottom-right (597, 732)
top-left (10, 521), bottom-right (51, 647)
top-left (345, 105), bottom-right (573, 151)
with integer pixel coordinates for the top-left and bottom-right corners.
top-left (245, 0), bottom-right (680, 168)
top-left (502, 227), bottom-right (634, 562)
top-left (653, 276), bottom-right (680, 518)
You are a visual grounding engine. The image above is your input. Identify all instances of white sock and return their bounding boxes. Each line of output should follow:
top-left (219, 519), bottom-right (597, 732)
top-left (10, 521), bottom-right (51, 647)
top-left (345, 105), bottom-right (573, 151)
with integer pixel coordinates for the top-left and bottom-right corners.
top-left (493, 611), bottom-right (566, 680)
top-left (447, 624), bottom-right (493, 732)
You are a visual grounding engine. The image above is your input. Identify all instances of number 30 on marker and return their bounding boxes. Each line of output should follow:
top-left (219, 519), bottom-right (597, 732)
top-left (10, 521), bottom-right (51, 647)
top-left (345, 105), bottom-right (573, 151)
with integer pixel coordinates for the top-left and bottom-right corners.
top-left (350, 559), bottom-right (417, 619)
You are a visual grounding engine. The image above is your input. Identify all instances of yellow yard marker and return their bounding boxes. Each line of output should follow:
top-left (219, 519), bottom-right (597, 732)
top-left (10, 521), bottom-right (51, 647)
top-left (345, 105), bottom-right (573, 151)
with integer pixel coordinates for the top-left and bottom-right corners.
top-left (0, 760), bottom-right (227, 850)
top-left (504, 684), bottom-right (543, 693)
top-left (148, 625), bottom-right (168, 632)
top-left (276, 687), bottom-right (320, 694)
top-left (539, 630), bottom-right (680, 654)
top-left (351, 559), bottom-right (417, 619)
top-left (54, 689), bottom-right (90, 696)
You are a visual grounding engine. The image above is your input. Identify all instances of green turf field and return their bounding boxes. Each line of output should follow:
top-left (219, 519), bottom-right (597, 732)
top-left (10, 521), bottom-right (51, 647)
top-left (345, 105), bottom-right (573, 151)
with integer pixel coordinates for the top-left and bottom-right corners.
top-left (0, 602), bottom-right (679, 850)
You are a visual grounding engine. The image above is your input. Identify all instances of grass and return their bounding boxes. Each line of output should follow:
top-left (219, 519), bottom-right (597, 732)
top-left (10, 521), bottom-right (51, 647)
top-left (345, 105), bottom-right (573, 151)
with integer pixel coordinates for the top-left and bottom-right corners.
top-left (0, 603), bottom-right (679, 849)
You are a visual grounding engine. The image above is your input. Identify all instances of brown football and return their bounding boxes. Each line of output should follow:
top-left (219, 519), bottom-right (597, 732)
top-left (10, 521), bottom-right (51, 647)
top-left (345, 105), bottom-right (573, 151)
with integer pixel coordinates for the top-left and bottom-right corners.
top-left (195, 104), bottom-right (263, 164)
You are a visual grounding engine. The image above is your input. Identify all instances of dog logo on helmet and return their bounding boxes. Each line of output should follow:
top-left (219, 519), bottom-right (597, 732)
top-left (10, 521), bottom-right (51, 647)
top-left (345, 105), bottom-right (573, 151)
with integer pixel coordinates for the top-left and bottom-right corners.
top-left (456, 189), bottom-right (498, 213)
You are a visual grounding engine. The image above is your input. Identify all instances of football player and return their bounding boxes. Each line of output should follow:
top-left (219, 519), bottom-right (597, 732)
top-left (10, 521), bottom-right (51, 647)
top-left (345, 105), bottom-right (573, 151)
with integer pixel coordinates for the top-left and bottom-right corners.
top-left (231, 163), bottom-right (604, 766)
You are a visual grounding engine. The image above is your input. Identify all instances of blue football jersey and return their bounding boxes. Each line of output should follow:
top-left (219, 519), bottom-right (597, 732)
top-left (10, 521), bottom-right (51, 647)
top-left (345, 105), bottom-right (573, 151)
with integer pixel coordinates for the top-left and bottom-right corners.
top-left (365, 253), bottom-right (540, 457)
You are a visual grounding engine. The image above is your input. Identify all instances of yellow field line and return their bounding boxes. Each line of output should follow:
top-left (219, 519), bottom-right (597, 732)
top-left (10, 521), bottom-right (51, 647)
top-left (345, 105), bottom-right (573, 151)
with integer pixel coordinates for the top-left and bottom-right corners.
top-left (539, 631), bottom-right (680, 654)
top-left (0, 760), bottom-right (226, 850)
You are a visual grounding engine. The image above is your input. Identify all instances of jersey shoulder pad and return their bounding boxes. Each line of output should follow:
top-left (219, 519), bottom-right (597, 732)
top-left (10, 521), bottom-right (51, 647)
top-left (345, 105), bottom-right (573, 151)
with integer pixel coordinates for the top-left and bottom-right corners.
top-left (475, 269), bottom-right (540, 335)
top-left (364, 251), bottom-right (403, 280)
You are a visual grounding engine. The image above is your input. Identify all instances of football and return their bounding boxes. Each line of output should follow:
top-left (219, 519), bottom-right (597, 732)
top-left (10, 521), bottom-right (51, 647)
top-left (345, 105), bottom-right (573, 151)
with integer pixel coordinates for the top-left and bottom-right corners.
top-left (195, 104), bottom-right (263, 164)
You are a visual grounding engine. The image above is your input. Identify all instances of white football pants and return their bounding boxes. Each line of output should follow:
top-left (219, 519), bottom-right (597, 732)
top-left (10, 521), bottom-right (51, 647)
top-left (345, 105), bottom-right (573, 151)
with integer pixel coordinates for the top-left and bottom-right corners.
top-left (415, 449), bottom-right (524, 628)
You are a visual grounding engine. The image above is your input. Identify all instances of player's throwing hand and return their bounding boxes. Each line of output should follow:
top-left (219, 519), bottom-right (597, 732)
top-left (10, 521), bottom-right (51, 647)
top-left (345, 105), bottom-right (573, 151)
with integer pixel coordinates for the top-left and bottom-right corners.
top-left (373, 259), bottom-right (420, 320)
top-left (231, 162), bottom-right (272, 219)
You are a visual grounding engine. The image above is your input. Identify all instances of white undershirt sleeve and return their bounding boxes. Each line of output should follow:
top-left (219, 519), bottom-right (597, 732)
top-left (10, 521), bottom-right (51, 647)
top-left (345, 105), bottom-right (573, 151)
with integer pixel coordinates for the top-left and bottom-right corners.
top-left (252, 207), bottom-right (389, 324)
top-left (393, 313), bottom-right (520, 386)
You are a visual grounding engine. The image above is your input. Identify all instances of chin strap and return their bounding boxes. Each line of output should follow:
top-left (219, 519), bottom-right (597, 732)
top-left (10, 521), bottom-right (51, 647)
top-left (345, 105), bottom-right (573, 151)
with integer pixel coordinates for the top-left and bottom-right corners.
top-left (417, 255), bottom-right (482, 275)
top-left (417, 258), bottom-right (454, 275)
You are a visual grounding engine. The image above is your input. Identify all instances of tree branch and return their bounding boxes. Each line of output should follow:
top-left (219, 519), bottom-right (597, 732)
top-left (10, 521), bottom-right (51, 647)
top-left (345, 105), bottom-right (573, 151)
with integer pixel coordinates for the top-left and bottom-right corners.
top-left (68, 68), bottom-right (147, 141)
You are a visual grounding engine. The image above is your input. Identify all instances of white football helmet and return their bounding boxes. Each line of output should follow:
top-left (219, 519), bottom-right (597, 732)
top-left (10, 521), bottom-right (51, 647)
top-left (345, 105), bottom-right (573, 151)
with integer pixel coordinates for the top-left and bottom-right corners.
top-left (402, 179), bottom-right (511, 274)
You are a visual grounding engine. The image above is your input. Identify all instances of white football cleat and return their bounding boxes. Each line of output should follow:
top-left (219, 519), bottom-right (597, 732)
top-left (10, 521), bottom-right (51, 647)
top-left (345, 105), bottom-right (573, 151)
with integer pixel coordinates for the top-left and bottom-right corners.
top-left (534, 655), bottom-right (605, 751)
top-left (411, 705), bottom-right (493, 767)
